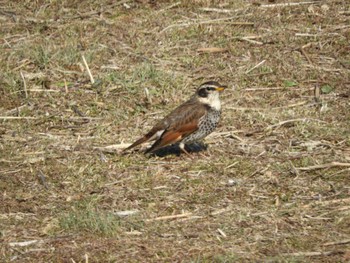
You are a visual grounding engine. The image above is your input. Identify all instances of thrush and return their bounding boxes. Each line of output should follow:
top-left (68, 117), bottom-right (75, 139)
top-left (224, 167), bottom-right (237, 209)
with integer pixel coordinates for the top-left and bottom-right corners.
top-left (124, 81), bottom-right (226, 155)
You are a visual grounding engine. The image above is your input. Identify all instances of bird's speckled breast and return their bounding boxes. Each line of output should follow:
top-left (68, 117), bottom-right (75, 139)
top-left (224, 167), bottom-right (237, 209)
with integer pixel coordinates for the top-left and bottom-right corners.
top-left (182, 109), bottom-right (221, 143)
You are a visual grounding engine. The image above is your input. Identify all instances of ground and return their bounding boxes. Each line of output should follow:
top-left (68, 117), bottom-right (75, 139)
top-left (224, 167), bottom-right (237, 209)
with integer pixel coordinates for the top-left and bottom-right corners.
top-left (1, 0), bottom-right (350, 262)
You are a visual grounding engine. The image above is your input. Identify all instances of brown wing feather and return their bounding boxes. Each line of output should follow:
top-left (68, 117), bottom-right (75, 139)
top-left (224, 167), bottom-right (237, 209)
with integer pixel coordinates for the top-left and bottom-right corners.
top-left (125, 96), bottom-right (207, 153)
top-left (146, 103), bottom-right (207, 153)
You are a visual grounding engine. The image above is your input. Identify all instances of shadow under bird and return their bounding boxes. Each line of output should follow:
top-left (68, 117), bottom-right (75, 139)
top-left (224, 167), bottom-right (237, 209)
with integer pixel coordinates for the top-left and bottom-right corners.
top-left (124, 81), bottom-right (226, 155)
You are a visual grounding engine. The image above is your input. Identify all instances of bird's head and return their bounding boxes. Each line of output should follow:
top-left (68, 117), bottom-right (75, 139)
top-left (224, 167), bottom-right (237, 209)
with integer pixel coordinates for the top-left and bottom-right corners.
top-left (196, 81), bottom-right (226, 110)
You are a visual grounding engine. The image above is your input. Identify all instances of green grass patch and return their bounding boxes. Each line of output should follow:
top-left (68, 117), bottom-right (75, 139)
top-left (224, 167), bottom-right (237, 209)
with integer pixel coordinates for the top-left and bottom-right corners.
top-left (59, 199), bottom-right (121, 236)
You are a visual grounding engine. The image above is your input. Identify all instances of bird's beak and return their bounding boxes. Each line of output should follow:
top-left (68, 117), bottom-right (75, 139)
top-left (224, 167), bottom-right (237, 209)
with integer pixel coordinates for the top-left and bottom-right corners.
top-left (215, 86), bottom-right (227, 92)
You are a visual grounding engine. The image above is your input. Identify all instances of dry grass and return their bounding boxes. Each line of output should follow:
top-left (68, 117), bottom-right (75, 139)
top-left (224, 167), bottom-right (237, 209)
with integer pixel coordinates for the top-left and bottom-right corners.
top-left (1, 0), bottom-right (350, 262)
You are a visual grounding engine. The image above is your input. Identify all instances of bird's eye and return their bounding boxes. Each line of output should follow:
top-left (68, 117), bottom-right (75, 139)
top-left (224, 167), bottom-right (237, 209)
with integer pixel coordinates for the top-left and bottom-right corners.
top-left (206, 87), bottom-right (213, 91)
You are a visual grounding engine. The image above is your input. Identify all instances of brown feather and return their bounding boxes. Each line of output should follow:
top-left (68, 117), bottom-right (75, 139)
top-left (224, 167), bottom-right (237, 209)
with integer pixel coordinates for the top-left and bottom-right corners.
top-left (123, 124), bottom-right (165, 152)
top-left (146, 131), bottom-right (183, 153)
top-left (125, 96), bottom-right (208, 153)
top-left (145, 105), bottom-right (207, 153)
top-left (123, 135), bottom-right (150, 151)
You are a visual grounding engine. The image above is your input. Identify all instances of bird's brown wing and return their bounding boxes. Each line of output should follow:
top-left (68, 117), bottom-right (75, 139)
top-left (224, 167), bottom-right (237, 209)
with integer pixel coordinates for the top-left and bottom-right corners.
top-left (145, 101), bottom-right (208, 153)
top-left (124, 97), bottom-right (206, 152)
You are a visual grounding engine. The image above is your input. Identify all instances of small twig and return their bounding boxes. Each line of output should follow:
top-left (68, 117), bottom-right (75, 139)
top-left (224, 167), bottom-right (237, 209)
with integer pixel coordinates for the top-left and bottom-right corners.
top-left (209, 131), bottom-right (244, 141)
top-left (71, 105), bottom-right (86, 117)
top-left (265, 118), bottom-right (325, 131)
top-left (104, 177), bottom-right (134, 187)
top-left (301, 49), bottom-right (312, 64)
top-left (5, 104), bottom-right (30, 116)
top-left (200, 8), bottom-right (242, 14)
top-left (157, 1), bottom-right (181, 13)
top-left (304, 214), bottom-right (332, 220)
top-left (110, 0), bottom-right (131, 8)
top-left (245, 60), bottom-right (266, 74)
top-left (9, 240), bottom-right (40, 247)
top-left (93, 143), bottom-right (131, 153)
top-left (327, 168), bottom-right (350, 177)
top-left (229, 101), bottom-right (311, 111)
top-left (26, 89), bottom-right (61, 93)
top-left (0, 116), bottom-right (37, 120)
top-left (217, 228), bottom-right (227, 238)
top-left (114, 210), bottom-right (139, 217)
top-left (71, 117), bottom-right (102, 120)
top-left (225, 161), bottom-right (239, 169)
top-left (280, 251), bottom-right (338, 257)
top-left (227, 107), bottom-right (265, 111)
top-left (82, 55), bottom-right (95, 84)
top-left (245, 87), bottom-right (286, 91)
top-left (295, 33), bottom-right (318, 37)
top-left (244, 87), bottom-right (314, 91)
top-left (13, 60), bottom-right (31, 71)
top-left (323, 239), bottom-right (350, 247)
top-left (303, 197), bottom-right (350, 208)
top-left (249, 166), bottom-right (269, 178)
top-left (211, 206), bottom-right (232, 216)
top-left (289, 160), bottom-right (300, 177)
top-left (20, 71), bottom-right (28, 98)
top-left (274, 101), bottom-right (310, 109)
top-left (300, 45), bottom-right (313, 65)
top-left (144, 87), bottom-right (152, 104)
top-left (197, 47), bottom-right (228, 53)
top-left (314, 86), bottom-right (321, 103)
top-left (159, 17), bottom-right (253, 34)
top-left (64, 79), bottom-right (68, 93)
top-left (296, 162), bottom-right (350, 171)
top-left (146, 213), bottom-right (192, 222)
top-left (260, 1), bottom-right (320, 8)
top-left (23, 89), bottom-right (96, 94)
top-left (240, 37), bottom-right (263, 45)
top-left (0, 116), bottom-right (101, 120)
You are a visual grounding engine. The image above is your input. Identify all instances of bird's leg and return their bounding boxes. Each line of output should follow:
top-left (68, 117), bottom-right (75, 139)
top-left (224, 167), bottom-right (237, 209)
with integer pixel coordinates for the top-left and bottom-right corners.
top-left (179, 143), bottom-right (192, 157)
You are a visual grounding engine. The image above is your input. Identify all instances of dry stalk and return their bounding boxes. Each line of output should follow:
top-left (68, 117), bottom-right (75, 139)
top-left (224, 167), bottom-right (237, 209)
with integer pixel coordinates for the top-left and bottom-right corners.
top-left (144, 87), bottom-right (152, 104)
top-left (0, 116), bottom-right (37, 120)
top-left (93, 143), bottom-right (132, 152)
top-left (300, 44), bottom-right (313, 65)
top-left (159, 16), bottom-right (253, 34)
top-left (244, 87), bottom-right (314, 91)
top-left (13, 60), bottom-right (31, 71)
top-left (64, 79), bottom-right (68, 93)
top-left (265, 118), bottom-right (325, 131)
top-left (146, 213), bottom-right (192, 222)
top-left (303, 197), bottom-right (350, 208)
top-left (280, 251), bottom-right (339, 257)
top-left (5, 104), bottom-right (30, 116)
top-left (227, 101), bottom-right (311, 111)
top-left (157, 2), bottom-right (181, 13)
top-left (240, 37), bottom-right (263, 45)
top-left (260, 1), bottom-right (321, 8)
top-left (82, 55), bottom-right (95, 84)
top-left (200, 8), bottom-right (243, 14)
top-left (323, 239), bottom-right (350, 246)
top-left (245, 60), bottom-right (266, 74)
top-left (20, 71), bottom-right (28, 98)
top-left (296, 162), bottom-right (350, 171)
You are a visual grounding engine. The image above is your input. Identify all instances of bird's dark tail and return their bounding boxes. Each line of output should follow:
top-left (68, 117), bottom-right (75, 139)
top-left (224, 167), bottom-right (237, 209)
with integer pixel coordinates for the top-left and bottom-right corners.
top-left (123, 127), bottom-right (164, 153)
top-left (123, 135), bottom-right (150, 152)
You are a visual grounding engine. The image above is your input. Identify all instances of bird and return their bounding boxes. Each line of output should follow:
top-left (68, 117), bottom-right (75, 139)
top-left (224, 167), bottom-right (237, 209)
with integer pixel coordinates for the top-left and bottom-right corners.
top-left (123, 81), bottom-right (226, 155)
